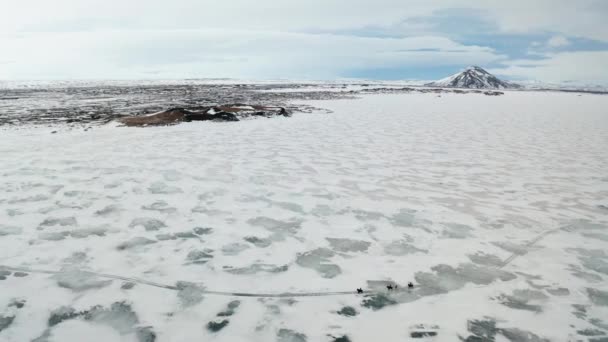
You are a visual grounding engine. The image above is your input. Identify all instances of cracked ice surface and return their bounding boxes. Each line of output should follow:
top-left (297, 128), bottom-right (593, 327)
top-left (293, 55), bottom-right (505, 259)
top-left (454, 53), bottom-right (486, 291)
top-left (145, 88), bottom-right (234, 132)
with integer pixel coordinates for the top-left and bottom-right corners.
top-left (1, 91), bottom-right (607, 341)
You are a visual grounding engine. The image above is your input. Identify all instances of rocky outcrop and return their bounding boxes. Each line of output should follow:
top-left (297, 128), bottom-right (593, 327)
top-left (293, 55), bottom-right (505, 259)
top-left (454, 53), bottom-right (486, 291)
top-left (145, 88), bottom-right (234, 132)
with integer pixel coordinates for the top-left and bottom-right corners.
top-left (119, 105), bottom-right (291, 127)
top-left (119, 108), bottom-right (188, 126)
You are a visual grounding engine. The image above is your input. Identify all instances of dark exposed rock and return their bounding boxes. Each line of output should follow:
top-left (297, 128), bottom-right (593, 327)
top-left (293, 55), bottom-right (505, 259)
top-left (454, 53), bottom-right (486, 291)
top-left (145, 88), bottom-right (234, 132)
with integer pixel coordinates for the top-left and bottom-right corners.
top-left (176, 281), bottom-right (205, 307)
top-left (581, 255), bottom-right (608, 275)
top-left (277, 328), bottom-right (307, 342)
top-left (0, 315), bottom-right (15, 332)
top-left (155, 233), bottom-right (176, 241)
top-left (223, 263), bottom-right (288, 275)
top-left (296, 248), bottom-right (341, 278)
top-left (119, 104), bottom-right (291, 127)
top-left (496, 294), bottom-right (543, 312)
top-left (326, 237), bottom-right (371, 252)
top-left (207, 319), bottom-right (229, 332)
top-left (569, 265), bottom-right (603, 282)
top-left (572, 304), bottom-right (588, 319)
top-left (500, 328), bottom-right (549, 342)
top-left (461, 319), bottom-right (550, 342)
top-left (83, 302), bottom-right (139, 334)
top-left (9, 299), bottom-right (26, 309)
top-left (587, 288), bottom-right (608, 306)
top-left (410, 324), bottom-right (440, 338)
top-left (136, 327), bottom-right (157, 342)
top-left (193, 227), bottom-right (213, 235)
top-left (121, 282), bottom-right (136, 290)
top-left (184, 111), bottom-right (238, 122)
top-left (55, 270), bottom-right (112, 291)
top-left (186, 250), bottom-right (214, 263)
top-left (40, 217), bottom-right (77, 227)
top-left (578, 329), bottom-right (606, 336)
top-left (117, 237), bottom-right (156, 250)
top-left (221, 242), bottom-right (250, 256)
top-left (217, 300), bottom-right (240, 317)
top-left (442, 223), bottom-right (475, 239)
top-left (466, 320), bottom-right (498, 341)
top-left (411, 331), bottom-right (438, 338)
top-left (247, 216), bottom-right (302, 234)
top-left (590, 318), bottom-right (608, 330)
top-left (584, 232), bottom-right (608, 242)
top-left (244, 236), bottom-right (272, 248)
top-left (0, 225), bottom-right (22, 236)
top-left (462, 334), bottom-right (488, 341)
top-left (44, 301), bottom-right (151, 341)
top-left (415, 263), bottom-right (516, 295)
top-left (547, 287), bottom-right (570, 296)
top-left (143, 201), bottom-right (176, 213)
top-left (48, 306), bottom-right (80, 327)
top-left (129, 218), bottom-right (166, 231)
top-left (95, 204), bottom-right (122, 216)
top-left (174, 231), bottom-right (198, 239)
top-left (120, 108), bottom-right (189, 126)
top-left (589, 337), bottom-right (608, 342)
top-left (336, 306), bottom-right (358, 317)
top-left (361, 293), bottom-right (397, 310)
top-left (384, 240), bottom-right (426, 255)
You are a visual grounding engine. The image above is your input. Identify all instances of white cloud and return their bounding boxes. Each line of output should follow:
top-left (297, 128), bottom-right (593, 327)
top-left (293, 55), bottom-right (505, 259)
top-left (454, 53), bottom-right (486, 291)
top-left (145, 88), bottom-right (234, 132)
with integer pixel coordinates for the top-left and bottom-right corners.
top-left (547, 36), bottom-right (570, 48)
top-left (0, 0), bottom-right (607, 81)
top-left (472, 1), bottom-right (608, 42)
top-left (490, 51), bottom-right (608, 84)
top-left (0, 30), bottom-right (504, 79)
top-left (1, 0), bottom-right (606, 40)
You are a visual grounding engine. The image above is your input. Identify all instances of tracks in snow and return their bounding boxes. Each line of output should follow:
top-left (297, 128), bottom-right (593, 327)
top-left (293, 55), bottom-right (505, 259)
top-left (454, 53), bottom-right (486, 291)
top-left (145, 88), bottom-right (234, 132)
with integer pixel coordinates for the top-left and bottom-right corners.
top-left (499, 227), bottom-right (563, 269)
top-left (0, 265), bottom-right (365, 297)
top-left (1, 228), bottom-right (562, 297)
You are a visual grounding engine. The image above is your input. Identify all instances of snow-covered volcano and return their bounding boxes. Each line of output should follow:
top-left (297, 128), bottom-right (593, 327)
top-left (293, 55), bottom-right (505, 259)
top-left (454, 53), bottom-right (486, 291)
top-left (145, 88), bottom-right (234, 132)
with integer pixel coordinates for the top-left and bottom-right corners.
top-left (427, 66), bottom-right (520, 89)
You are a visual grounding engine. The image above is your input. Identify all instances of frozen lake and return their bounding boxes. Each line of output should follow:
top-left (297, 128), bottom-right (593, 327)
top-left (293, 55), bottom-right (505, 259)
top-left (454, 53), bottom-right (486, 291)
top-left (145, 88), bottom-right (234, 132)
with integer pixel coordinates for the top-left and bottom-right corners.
top-left (1, 91), bottom-right (607, 341)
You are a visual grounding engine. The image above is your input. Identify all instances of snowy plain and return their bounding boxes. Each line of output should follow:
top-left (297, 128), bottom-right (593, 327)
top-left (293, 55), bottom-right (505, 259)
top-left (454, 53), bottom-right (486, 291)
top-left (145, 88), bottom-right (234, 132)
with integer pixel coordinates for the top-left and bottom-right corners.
top-left (1, 90), bottom-right (608, 341)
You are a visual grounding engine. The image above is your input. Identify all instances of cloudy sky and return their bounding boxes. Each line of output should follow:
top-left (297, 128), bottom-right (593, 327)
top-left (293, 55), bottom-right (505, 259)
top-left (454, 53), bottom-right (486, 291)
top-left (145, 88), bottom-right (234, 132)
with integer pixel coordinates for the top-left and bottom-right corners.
top-left (1, 0), bottom-right (607, 83)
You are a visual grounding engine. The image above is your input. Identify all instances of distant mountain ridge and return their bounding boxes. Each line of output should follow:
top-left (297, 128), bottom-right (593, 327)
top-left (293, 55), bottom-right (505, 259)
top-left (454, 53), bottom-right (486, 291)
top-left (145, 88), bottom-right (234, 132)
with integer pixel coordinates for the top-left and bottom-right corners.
top-left (427, 66), bottom-right (520, 89)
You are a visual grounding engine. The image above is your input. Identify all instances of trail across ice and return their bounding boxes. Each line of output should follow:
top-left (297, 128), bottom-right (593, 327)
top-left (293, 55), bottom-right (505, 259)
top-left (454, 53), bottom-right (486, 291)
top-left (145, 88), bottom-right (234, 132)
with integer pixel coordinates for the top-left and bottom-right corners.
top-left (0, 265), bottom-right (365, 297)
top-left (1, 226), bottom-right (561, 297)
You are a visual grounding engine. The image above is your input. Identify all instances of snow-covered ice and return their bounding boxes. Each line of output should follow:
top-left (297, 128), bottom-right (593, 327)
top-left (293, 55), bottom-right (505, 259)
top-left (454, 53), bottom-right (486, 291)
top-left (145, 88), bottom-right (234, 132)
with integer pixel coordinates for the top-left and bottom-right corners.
top-left (1, 90), bottom-right (607, 341)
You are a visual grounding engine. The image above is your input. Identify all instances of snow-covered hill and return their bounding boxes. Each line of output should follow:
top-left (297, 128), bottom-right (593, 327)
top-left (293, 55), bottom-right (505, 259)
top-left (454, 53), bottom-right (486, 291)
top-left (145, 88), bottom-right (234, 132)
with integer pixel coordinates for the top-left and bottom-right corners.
top-left (427, 66), bottom-right (520, 89)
